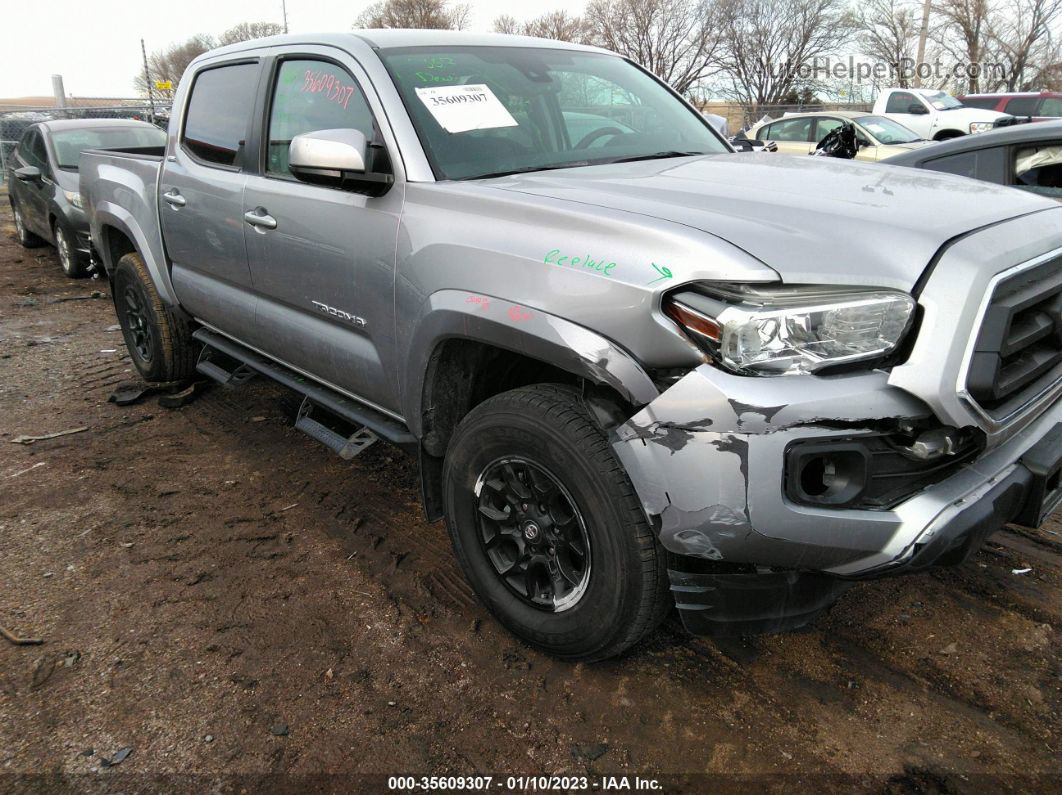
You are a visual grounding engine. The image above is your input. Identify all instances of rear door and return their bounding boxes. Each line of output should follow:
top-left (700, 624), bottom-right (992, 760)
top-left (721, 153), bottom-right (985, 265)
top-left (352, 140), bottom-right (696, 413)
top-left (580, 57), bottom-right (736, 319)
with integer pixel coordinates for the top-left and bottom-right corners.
top-left (241, 51), bottom-right (404, 413)
top-left (162, 60), bottom-right (261, 338)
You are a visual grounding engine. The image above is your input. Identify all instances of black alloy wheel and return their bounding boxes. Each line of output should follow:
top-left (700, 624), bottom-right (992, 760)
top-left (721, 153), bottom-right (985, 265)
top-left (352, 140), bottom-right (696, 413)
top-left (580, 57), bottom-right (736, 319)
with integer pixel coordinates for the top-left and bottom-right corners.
top-left (475, 457), bottom-right (591, 612)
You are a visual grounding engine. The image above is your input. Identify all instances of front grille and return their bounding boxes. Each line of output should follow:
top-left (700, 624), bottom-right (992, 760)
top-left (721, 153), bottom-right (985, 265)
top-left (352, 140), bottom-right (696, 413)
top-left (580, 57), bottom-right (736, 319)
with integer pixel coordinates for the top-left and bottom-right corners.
top-left (967, 257), bottom-right (1062, 414)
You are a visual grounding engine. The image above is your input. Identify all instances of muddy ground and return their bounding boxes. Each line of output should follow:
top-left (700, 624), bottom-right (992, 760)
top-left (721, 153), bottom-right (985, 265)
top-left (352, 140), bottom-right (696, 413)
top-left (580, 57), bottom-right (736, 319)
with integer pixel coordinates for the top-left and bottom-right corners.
top-left (0, 192), bottom-right (1058, 793)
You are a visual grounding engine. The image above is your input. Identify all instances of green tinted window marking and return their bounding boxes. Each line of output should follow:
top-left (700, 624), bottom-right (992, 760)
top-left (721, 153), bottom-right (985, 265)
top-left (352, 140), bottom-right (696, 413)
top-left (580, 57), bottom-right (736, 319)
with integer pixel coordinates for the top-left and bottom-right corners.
top-left (544, 249), bottom-right (617, 276)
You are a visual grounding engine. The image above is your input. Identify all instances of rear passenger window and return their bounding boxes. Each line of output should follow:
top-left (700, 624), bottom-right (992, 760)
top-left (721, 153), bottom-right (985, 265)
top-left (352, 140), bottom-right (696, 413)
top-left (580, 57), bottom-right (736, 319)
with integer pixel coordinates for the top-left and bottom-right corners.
top-left (1005, 97), bottom-right (1038, 116)
top-left (182, 63), bottom-right (258, 167)
top-left (764, 117), bottom-right (812, 142)
top-left (266, 59), bottom-right (376, 177)
top-left (927, 151), bottom-right (979, 178)
top-left (1039, 98), bottom-right (1062, 117)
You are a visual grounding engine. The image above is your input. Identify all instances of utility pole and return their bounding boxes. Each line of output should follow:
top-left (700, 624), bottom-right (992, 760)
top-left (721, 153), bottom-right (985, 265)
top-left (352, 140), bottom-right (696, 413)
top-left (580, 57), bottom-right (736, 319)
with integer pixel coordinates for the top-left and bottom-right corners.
top-left (141, 38), bottom-right (157, 125)
top-left (914, 0), bottom-right (932, 88)
top-left (282, 0), bottom-right (289, 33)
top-left (51, 75), bottom-right (67, 109)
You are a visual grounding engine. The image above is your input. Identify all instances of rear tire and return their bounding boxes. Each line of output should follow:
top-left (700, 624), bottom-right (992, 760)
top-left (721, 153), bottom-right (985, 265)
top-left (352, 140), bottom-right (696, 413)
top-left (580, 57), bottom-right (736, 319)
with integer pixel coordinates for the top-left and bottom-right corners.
top-left (11, 200), bottom-right (44, 248)
top-left (442, 384), bottom-right (669, 662)
top-left (54, 219), bottom-right (85, 278)
top-left (113, 251), bottom-right (198, 382)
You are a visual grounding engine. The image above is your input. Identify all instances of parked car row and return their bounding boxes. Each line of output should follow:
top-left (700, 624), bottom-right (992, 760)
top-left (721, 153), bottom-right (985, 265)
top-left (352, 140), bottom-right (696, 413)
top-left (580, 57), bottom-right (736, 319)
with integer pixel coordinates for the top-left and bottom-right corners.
top-left (744, 95), bottom-right (1062, 199)
top-left (5, 119), bottom-right (165, 276)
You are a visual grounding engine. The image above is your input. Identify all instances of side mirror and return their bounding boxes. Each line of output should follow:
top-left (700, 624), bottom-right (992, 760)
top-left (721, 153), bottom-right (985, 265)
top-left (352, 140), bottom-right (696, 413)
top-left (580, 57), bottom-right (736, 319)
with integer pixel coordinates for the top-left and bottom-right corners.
top-left (907, 102), bottom-right (928, 115)
top-left (14, 165), bottom-right (41, 182)
top-left (289, 129), bottom-right (393, 196)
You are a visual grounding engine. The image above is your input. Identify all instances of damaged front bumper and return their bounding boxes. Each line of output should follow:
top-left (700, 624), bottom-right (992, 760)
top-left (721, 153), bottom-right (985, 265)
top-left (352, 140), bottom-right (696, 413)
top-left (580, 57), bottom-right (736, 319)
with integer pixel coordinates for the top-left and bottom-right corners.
top-left (612, 363), bottom-right (1062, 634)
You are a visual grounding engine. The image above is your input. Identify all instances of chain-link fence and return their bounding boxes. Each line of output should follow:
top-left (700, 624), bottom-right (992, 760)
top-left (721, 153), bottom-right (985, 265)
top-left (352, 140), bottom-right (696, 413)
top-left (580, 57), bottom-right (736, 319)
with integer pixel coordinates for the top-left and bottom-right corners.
top-left (0, 99), bottom-right (169, 185)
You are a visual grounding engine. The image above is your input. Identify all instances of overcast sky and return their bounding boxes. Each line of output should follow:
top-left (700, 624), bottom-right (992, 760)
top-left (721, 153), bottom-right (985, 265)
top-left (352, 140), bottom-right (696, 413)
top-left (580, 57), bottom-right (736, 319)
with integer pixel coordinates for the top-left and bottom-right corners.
top-left (4, 0), bottom-right (585, 98)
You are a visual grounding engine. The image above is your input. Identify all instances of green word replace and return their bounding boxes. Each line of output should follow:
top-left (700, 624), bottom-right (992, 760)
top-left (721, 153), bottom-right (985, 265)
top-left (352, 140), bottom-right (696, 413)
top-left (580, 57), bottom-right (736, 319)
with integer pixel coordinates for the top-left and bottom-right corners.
top-left (544, 249), bottom-right (617, 275)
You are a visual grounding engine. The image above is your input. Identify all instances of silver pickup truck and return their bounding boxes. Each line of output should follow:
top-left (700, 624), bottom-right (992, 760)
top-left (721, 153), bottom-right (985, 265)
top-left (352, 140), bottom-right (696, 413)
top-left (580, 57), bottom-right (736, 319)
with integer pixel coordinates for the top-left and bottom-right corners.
top-left (80, 30), bottom-right (1062, 661)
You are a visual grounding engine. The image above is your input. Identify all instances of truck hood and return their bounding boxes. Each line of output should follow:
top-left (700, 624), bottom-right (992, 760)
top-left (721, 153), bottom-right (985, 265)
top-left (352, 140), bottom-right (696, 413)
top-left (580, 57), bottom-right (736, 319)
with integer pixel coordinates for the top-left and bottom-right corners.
top-left (484, 152), bottom-right (1056, 291)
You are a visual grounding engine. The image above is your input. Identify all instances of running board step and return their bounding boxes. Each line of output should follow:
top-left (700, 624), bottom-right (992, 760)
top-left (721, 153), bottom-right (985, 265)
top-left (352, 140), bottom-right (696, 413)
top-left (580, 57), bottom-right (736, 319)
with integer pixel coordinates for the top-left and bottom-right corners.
top-left (192, 328), bottom-right (418, 455)
top-left (196, 346), bottom-right (258, 385)
top-left (295, 397), bottom-right (378, 459)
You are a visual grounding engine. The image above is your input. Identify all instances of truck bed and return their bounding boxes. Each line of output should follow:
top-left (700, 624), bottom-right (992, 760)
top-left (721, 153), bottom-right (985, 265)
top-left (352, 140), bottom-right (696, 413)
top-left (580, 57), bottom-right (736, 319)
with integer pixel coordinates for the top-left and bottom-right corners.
top-left (79, 146), bottom-right (174, 303)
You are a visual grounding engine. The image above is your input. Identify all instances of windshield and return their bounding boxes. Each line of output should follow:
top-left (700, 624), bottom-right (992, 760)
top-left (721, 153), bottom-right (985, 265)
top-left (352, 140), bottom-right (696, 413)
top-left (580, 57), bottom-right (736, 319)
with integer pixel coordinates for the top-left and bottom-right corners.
top-left (50, 125), bottom-right (166, 170)
top-left (379, 46), bottom-right (728, 180)
top-left (854, 115), bottom-right (922, 144)
top-left (923, 91), bottom-right (964, 111)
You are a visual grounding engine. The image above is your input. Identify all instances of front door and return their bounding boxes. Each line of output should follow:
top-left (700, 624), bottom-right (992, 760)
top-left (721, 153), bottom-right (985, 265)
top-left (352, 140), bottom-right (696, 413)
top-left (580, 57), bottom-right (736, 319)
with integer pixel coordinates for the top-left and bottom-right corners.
top-left (12, 128), bottom-right (52, 238)
top-left (242, 53), bottom-right (404, 414)
top-left (884, 91), bottom-right (932, 138)
top-left (162, 60), bottom-right (260, 339)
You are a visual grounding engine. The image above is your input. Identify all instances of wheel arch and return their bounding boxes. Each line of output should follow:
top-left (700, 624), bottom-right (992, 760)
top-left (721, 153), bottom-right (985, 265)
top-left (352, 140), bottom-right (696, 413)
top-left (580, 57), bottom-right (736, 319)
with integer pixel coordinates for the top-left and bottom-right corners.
top-left (91, 203), bottom-right (179, 306)
top-left (406, 291), bottom-right (660, 520)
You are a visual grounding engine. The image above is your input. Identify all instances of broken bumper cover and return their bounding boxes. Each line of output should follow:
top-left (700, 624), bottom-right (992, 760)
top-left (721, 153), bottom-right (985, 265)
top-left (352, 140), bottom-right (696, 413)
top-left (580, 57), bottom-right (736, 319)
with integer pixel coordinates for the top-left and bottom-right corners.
top-left (613, 363), bottom-right (1062, 635)
top-left (612, 363), bottom-right (1062, 577)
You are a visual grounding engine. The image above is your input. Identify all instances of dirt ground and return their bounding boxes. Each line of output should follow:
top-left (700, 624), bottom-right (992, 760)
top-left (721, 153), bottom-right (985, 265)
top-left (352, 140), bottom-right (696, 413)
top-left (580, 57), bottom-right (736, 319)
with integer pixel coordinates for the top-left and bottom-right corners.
top-left (0, 193), bottom-right (1058, 794)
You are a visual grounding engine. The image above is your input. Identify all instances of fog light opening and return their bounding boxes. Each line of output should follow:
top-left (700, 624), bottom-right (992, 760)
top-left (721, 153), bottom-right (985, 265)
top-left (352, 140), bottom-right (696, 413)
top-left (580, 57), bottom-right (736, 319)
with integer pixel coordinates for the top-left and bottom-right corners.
top-left (793, 448), bottom-right (868, 506)
top-left (800, 456), bottom-right (830, 497)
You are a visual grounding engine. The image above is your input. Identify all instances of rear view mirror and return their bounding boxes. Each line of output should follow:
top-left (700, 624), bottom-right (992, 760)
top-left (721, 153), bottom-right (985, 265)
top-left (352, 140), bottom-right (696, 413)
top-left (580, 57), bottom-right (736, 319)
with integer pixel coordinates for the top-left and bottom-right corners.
top-left (907, 103), bottom-right (928, 115)
top-left (289, 129), bottom-right (393, 196)
top-left (14, 165), bottom-right (41, 182)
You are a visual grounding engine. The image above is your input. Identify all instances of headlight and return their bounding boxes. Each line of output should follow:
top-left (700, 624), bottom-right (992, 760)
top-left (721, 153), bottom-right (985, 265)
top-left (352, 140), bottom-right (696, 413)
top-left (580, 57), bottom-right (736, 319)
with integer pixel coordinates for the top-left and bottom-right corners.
top-left (968, 122), bottom-right (994, 134)
top-left (664, 284), bottom-right (916, 376)
top-left (63, 190), bottom-right (83, 209)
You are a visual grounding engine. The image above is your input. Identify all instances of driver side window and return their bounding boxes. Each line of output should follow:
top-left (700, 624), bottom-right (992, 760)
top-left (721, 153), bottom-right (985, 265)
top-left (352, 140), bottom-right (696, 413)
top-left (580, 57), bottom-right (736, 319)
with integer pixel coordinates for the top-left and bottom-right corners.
top-left (813, 118), bottom-right (843, 143)
top-left (886, 92), bottom-right (919, 113)
top-left (19, 129), bottom-right (48, 171)
top-left (267, 59), bottom-right (376, 178)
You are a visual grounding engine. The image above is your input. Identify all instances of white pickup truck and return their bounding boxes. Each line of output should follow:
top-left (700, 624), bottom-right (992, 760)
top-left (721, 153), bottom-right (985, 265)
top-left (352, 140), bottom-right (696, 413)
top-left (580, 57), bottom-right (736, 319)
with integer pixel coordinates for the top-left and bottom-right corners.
top-left (874, 87), bottom-right (1011, 140)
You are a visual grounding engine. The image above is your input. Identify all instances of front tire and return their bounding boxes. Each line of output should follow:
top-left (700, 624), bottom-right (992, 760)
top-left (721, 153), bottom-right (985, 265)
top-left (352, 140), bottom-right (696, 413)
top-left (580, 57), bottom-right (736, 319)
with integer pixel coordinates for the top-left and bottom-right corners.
top-left (443, 384), bottom-right (669, 661)
top-left (113, 251), bottom-right (198, 382)
top-left (11, 201), bottom-right (44, 248)
top-left (54, 219), bottom-right (85, 278)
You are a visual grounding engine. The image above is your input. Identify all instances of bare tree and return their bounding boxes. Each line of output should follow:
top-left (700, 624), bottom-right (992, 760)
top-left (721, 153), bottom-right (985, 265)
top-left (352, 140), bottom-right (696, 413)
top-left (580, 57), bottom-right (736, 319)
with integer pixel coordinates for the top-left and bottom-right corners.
top-left (356, 0), bottom-right (471, 30)
top-left (493, 14), bottom-right (521, 34)
top-left (134, 34), bottom-right (215, 95)
top-left (217, 21), bottom-right (284, 47)
top-left (932, 0), bottom-right (995, 91)
top-left (714, 0), bottom-right (857, 106)
top-left (135, 22), bottom-right (284, 95)
top-left (494, 10), bottom-right (590, 42)
top-left (988, 0), bottom-right (1062, 89)
top-left (857, 0), bottom-right (920, 87)
top-left (584, 0), bottom-right (724, 94)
